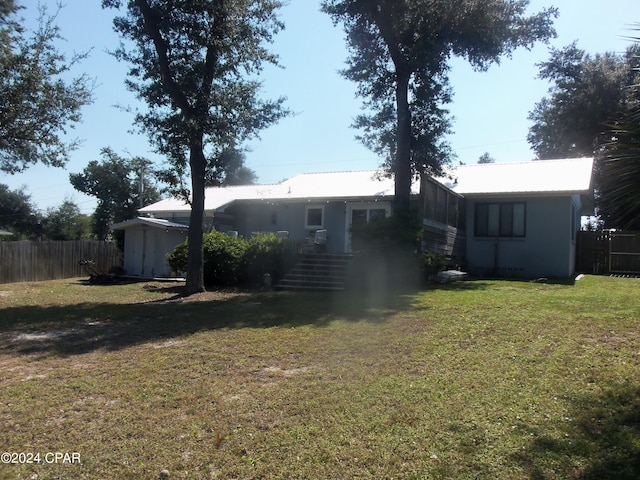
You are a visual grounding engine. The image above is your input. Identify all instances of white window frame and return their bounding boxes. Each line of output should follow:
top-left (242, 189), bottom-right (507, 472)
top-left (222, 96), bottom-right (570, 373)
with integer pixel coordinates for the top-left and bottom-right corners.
top-left (305, 205), bottom-right (324, 229)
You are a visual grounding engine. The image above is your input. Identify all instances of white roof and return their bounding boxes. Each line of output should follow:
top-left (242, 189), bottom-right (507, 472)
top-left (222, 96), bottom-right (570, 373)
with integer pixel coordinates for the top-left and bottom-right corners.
top-left (138, 184), bottom-right (277, 213)
top-left (441, 157), bottom-right (594, 196)
top-left (140, 170), bottom-right (421, 213)
top-left (111, 217), bottom-right (189, 230)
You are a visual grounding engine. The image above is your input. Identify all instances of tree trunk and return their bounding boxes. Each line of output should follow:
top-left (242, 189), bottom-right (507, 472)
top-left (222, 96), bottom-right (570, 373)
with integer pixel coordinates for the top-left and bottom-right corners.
top-left (185, 135), bottom-right (207, 294)
top-left (394, 67), bottom-right (413, 212)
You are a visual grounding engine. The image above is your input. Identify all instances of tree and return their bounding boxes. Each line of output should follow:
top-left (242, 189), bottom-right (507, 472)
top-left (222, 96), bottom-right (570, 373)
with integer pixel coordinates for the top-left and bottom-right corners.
top-left (211, 148), bottom-right (258, 186)
top-left (70, 148), bottom-right (162, 243)
top-left (0, 1), bottom-right (93, 173)
top-left (597, 27), bottom-right (640, 230)
top-left (528, 42), bottom-right (639, 159)
top-left (102, 0), bottom-right (289, 294)
top-left (598, 105), bottom-right (640, 229)
top-left (158, 146), bottom-right (258, 193)
top-left (0, 183), bottom-right (40, 239)
top-left (42, 200), bottom-right (93, 240)
top-left (478, 152), bottom-right (496, 164)
top-left (322, 0), bottom-right (557, 210)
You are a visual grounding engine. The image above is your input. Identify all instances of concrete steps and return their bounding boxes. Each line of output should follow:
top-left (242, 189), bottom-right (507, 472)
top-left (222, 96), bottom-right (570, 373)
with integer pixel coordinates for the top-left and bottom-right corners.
top-left (276, 253), bottom-right (352, 291)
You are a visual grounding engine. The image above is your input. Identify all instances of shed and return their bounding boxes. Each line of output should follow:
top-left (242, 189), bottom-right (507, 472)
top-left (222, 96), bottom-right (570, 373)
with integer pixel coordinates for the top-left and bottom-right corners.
top-left (111, 217), bottom-right (188, 278)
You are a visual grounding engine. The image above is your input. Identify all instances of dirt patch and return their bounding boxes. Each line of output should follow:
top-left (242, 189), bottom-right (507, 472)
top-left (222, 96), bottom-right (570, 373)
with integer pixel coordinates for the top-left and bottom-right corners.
top-left (260, 366), bottom-right (310, 377)
top-left (11, 332), bottom-right (68, 342)
top-left (150, 339), bottom-right (187, 349)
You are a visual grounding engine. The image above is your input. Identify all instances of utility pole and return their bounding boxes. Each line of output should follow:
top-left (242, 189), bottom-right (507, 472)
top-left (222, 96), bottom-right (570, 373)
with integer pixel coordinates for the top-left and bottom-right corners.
top-left (138, 165), bottom-right (145, 209)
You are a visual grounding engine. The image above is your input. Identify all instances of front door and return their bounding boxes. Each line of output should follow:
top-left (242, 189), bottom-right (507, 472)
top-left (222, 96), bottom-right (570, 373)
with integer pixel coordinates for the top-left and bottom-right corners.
top-left (345, 202), bottom-right (391, 252)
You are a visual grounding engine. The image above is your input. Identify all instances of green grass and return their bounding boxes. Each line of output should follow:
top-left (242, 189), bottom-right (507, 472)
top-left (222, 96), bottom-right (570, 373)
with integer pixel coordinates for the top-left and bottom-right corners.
top-left (0, 276), bottom-right (639, 479)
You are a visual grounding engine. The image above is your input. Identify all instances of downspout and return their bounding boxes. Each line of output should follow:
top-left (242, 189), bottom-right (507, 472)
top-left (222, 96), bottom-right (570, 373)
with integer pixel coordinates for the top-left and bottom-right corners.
top-left (494, 238), bottom-right (499, 276)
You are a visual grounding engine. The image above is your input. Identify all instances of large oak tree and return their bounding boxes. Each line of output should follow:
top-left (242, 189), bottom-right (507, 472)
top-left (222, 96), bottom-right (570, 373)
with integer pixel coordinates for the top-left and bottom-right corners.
top-left (322, 0), bottom-right (557, 210)
top-left (0, 0), bottom-right (93, 174)
top-left (102, 0), bottom-right (289, 294)
top-left (528, 42), bottom-right (639, 160)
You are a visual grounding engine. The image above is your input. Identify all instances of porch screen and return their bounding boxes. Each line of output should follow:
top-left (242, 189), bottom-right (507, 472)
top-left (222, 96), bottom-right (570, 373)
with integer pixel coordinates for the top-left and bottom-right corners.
top-left (423, 179), bottom-right (463, 229)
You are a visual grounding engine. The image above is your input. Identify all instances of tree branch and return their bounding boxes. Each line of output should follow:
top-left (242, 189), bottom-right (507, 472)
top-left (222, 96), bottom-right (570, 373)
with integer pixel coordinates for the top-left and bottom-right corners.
top-left (133, 0), bottom-right (194, 117)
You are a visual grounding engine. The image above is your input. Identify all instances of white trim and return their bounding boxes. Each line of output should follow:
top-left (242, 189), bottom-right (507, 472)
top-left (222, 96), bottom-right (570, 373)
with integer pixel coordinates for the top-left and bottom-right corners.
top-left (305, 205), bottom-right (324, 229)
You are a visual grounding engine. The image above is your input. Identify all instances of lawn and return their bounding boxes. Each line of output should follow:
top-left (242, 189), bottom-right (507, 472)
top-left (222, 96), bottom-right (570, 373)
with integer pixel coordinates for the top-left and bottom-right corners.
top-left (0, 275), bottom-right (639, 479)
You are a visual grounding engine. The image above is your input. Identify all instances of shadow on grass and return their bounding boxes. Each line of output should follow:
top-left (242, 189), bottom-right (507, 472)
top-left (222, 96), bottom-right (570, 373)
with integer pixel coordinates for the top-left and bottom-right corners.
top-left (515, 381), bottom-right (640, 480)
top-left (0, 282), bottom-right (420, 357)
top-left (422, 279), bottom-right (494, 291)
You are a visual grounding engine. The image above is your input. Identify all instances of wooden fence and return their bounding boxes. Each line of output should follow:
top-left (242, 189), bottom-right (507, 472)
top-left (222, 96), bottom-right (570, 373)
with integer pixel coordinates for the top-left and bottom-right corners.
top-left (0, 240), bottom-right (123, 284)
top-left (576, 231), bottom-right (640, 275)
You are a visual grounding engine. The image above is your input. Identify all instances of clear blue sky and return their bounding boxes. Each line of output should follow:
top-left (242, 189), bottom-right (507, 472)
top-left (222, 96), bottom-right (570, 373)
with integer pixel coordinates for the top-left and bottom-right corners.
top-left (4, 0), bottom-right (638, 213)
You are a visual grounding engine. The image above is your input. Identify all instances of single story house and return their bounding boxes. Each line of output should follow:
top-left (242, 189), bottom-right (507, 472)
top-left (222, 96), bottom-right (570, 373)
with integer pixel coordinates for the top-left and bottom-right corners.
top-left (425, 157), bottom-right (594, 279)
top-left (112, 157), bottom-right (594, 280)
top-left (113, 170), bottom-right (420, 277)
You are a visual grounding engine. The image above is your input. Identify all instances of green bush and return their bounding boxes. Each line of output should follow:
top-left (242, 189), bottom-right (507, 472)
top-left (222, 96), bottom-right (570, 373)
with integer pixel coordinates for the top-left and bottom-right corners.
top-left (350, 209), bottom-right (421, 252)
top-left (167, 231), bottom-right (298, 287)
top-left (245, 233), bottom-right (298, 286)
top-left (420, 250), bottom-right (447, 279)
top-left (348, 211), bottom-right (424, 291)
top-left (166, 241), bottom-right (188, 274)
top-left (167, 231), bottom-right (248, 286)
top-left (203, 231), bottom-right (248, 286)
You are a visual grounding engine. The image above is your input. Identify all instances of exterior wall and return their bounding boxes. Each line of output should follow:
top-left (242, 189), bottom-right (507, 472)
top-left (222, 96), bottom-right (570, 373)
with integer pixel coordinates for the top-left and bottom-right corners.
top-left (464, 195), bottom-right (579, 279)
top-left (122, 226), bottom-right (187, 277)
top-left (228, 201), bottom-right (350, 253)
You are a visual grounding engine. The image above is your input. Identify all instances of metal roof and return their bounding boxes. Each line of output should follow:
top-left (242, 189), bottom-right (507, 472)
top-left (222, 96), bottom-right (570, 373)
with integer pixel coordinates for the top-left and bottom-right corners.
top-left (111, 217), bottom-right (189, 230)
top-left (442, 157), bottom-right (594, 196)
top-left (139, 170), bottom-right (420, 213)
top-left (136, 160), bottom-right (593, 216)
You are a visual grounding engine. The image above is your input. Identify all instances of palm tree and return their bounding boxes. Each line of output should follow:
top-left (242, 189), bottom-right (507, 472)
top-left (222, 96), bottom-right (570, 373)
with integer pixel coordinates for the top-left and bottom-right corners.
top-left (598, 27), bottom-right (640, 230)
top-left (599, 106), bottom-right (640, 229)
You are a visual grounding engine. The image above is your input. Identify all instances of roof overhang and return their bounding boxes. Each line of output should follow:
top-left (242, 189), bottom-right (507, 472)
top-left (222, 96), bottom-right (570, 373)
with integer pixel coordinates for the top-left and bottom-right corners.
top-left (111, 217), bottom-right (189, 231)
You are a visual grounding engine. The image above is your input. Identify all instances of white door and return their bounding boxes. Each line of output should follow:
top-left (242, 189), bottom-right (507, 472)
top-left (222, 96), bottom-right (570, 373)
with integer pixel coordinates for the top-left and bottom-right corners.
top-left (345, 202), bottom-right (391, 252)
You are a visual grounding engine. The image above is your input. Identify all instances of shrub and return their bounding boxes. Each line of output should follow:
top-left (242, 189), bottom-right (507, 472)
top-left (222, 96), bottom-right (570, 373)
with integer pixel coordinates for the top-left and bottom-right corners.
top-left (166, 241), bottom-right (188, 275)
top-left (350, 209), bottom-right (421, 252)
top-left (167, 231), bottom-right (248, 286)
top-left (245, 233), bottom-right (298, 286)
top-left (167, 231), bottom-right (299, 287)
top-left (348, 211), bottom-right (423, 291)
top-left (420, 250), bottom-right (447, 279)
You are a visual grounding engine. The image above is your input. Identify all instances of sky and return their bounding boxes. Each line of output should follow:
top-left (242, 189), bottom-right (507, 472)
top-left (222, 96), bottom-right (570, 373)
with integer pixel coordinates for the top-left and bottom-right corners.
top-left (3, 0), bottom-right (639, 214)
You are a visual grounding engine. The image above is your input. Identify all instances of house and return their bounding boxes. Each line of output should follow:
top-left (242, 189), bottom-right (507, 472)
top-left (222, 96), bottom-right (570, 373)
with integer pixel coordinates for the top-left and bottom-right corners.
top-left (112, 171), bottom-right (421, 277)
top-left (424, 157), bottom-right (594, 279)
top-left (113, 157), bottom-right (594, 280)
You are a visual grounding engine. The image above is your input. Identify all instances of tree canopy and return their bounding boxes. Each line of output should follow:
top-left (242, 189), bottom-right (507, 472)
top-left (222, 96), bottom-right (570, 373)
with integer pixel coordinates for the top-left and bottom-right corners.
top-left (102, 0), bottom-right (289, 294)
top-left (0, 183), bottom-right (40, 239)
top-left (477, 152), bottom-right (496, 164)
top-left (528, 42), bottom-right (639, 159)
top-left (322, 0), bottom-right (557, 210)
top-left (0, 1), bottom-right (93, 174)
top-left (42, 200), bottom-right (93, 241)
top-left (70, 148), bottom-right (162, 244)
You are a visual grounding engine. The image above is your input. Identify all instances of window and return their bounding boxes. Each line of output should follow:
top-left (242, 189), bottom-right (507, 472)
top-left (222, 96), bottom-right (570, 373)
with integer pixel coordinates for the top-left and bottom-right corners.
top-left (305, 206), bottom-right (324, 229)
top-left (475, 202), bottom-right (525, 237)
top-left (349, 206), bottom-right (390, 227)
